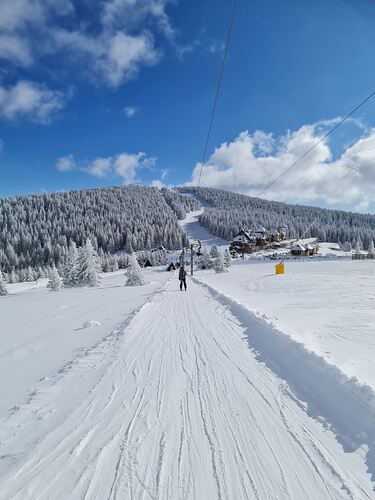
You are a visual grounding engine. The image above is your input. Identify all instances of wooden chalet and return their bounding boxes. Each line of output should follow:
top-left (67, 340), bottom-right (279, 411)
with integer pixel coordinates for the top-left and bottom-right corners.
top-left (230, 225), bottom-right (288, 254)
top-left (291, 242), bottom-right (319, 256)
top-left (230, 229), bottom-right (254, 254)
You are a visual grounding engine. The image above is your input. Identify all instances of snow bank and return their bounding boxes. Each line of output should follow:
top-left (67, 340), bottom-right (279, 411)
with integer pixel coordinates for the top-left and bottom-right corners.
top-left (194, 277), bottom-right (375, 484)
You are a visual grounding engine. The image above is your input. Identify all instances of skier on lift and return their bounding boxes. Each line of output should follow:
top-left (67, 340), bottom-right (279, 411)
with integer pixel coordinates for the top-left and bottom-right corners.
top-left (179, 266), bottom-right (187, 291)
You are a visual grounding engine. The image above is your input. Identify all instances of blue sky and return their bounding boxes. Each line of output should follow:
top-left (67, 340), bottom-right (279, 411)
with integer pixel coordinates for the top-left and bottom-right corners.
top-left (1, 0), bottom-right (375, 212)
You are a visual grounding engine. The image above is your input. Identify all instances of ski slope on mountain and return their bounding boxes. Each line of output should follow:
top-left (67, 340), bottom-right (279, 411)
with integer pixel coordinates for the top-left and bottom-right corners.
top-left (0, 276), bottom-right (373, 499)
top-left (179, 209), bottom-right (228, 248)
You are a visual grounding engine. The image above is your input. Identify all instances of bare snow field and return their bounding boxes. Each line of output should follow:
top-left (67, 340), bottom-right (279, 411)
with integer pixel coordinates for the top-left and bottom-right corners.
top-left (195, 259), bottom-right (375, 390)
top-left (1, 260), bottom-right (375, 498)
top-left (0, 270), bottom-right (169, 418)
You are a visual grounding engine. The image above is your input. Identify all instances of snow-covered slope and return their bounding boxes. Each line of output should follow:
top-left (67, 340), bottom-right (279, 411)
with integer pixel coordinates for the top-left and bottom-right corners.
top-left (1, 276), bottom-right (373, 499)
top-left (1, 208), bottom-right (375, 498)
top-left (194, 259), bottom-right (375, 391)
top-left (179, 209), bottom-right (229, 248)
top-left (0, 270), bottom-right (169, 418)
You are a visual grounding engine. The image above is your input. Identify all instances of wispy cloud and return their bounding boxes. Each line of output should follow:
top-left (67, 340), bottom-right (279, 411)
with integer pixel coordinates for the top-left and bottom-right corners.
top-left (0, 34), bottom-right (33, 66)
top-left (56, 154), bottom-right (75, 172)
top-left (51, 28), bottom-right (159, 87)
top-left (190, 119), bottom-right (375, 210)
top-left (124, 106), bottom-right (139, 118)
top-left (56, 151), bottom-right (157, 184)
top-left (0, 0), bottom-right (220, 89)
top-left (0, 80), bottom-right (69, 123)
top-left (0, 0), bottom-right (176, 88)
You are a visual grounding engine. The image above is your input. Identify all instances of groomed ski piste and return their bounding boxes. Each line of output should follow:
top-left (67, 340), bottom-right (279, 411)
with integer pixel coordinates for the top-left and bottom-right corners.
top-left (0, 212), bottom-right (375, 499)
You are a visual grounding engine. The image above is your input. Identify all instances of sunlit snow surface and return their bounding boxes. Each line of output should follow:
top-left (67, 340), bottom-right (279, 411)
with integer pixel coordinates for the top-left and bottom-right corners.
top-left (0, 257), bottom-right (374, 497)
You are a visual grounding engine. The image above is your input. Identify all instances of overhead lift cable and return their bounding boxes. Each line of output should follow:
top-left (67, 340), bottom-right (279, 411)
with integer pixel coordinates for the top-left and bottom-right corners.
top-left (197, 0), bottom-right (239, 187)
top-left (256, 90), bottom-right (375, 198)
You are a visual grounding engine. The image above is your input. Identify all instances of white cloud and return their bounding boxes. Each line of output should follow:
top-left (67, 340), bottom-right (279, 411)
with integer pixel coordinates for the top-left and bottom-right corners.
top-left (86, 157), bottom-right (113, 178)
top-left (207, 39), bottom-right (225, 54)
top-left (114, 152), bottom-right (156, 182)
top-left (190, 120), bottom-right (375, 210)
top-left (0, 0), bottom-right (44, 31)
top-left (0, 0), bottom-right (172, 88)
top-left (101, 0), bottom-right (175, 39)
top-left (50, 27), bottom-right (158, 87)
top-left (124, 106), bottom-right (139, 117)
top-left (0, 0), bottom-right (212, 88)
top-left (0, 34), bottom-right (33, 66)
top-left (0, 80), bottom-right (69, 123)
top-left (57, 151), bottom-right (156, 183)
top-left (101, 31), bottom-right (158, 86)
top-left (56, 154), bottom-right (75, 172)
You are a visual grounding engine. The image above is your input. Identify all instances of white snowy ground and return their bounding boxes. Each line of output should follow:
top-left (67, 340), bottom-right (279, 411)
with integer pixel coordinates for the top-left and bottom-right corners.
top-left (194, 259), bottom-right (375, 390)
top-left (0, 270), bottom-right (169, 419)
top-left (241, 240), bottom-right (352, 261)
top-left (0, 274), bottom-right (373, 499)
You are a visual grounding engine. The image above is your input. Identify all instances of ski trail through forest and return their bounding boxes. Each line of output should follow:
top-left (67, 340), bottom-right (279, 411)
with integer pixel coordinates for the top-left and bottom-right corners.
top-left (0, 277), bottom-right (372, 499)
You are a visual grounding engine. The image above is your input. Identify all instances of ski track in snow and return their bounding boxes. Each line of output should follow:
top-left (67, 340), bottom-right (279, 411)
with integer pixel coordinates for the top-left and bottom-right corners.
top-left (0, 277), bottom-right (373, 499)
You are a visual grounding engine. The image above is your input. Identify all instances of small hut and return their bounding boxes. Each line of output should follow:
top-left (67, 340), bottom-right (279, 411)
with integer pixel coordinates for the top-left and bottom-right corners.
top-left (144, 259), bottom-right (153, 268)
top-left (230, 229), bottom-right (254, 254)
top-left (291, 243), bottom-right (307, 256)
top-left (166, 262), bottom-right (176, 271)
top-left (250, 228), bottom-right (269, 246)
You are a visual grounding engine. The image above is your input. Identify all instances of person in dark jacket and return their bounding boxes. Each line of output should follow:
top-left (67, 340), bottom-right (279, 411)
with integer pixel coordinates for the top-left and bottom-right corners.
top-left (179, 267), bottom-right (187, 291)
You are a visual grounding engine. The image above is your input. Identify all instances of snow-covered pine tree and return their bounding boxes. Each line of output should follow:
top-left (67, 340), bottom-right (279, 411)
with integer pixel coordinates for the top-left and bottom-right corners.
top-left (368, 239), bottom-right (375, 257)
top-left (126, 254), bottom-right (145, 286)
top-left (198, 248), bottom-right (211, 270)
top-left (47, 265), bottom-right (63, 291)
top-left (210, 245), bottom-right (219, 258)
top-left (0, 270), bottom-right (9, 296)
top-left (215, 250), bottom-right (228, 273)
top-left (355, 240), bottom-right (362, 255)
top-left (124, 237), bottom-right (133, 254)
top-left (26, 266), bottom-right (35, 282)
top-left (224, 249), bottom-right (232, 267)
top-left (112, 255), bottom-right (119, 272)
top-left (76, 239), bottom-right (101, 287)
top-left (64, 241), bottom-right (79, 286)
top-left (343, 241), bottom-right (352, 252)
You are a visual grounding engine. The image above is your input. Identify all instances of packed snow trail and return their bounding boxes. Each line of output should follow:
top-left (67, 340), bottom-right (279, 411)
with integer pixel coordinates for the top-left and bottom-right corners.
top-left (0, 278), bottom-right (373, 499)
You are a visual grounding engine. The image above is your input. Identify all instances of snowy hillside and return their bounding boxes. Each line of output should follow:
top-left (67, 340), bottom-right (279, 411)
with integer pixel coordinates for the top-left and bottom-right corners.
top-left (1, 198), bottom-right (375, 499)
top-left (180, 186), bottom-right (375, 249)
top-left (0, 185), bottom-right (197, 277)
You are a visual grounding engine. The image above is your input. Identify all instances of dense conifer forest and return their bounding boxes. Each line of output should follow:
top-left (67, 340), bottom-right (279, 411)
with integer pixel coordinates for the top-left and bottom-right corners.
top-left (0, 185), bottom-right (198, 279)
top-left (180, 187), bottom-right (375, 249)
top-left (2, 183), bottom-right (375, 283)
